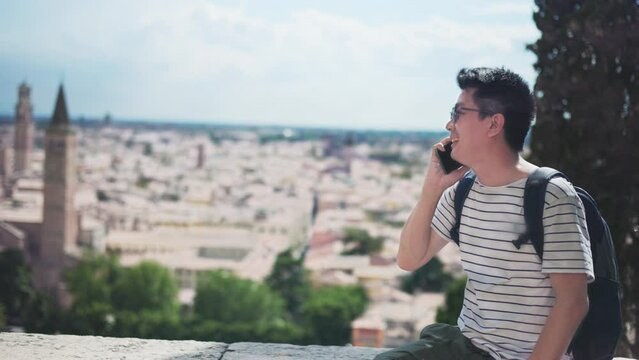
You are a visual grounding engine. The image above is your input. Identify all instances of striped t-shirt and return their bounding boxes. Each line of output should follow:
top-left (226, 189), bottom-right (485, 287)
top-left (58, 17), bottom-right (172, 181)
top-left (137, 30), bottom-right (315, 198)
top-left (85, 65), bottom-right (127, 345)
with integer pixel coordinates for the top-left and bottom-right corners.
top-left (431, 175), bottom-right (594, 360)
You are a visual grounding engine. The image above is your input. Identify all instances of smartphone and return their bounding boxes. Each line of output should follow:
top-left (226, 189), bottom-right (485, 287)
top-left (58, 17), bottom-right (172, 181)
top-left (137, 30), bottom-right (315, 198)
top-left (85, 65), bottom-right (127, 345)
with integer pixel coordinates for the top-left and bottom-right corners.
top-left (436, 142), bottom-right (463, 174)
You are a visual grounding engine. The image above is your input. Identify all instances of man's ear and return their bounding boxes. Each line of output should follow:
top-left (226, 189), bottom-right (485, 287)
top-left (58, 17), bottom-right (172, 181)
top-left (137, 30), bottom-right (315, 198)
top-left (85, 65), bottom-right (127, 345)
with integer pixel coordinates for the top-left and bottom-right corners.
top-left (487, 113), bottom-right (505, 138)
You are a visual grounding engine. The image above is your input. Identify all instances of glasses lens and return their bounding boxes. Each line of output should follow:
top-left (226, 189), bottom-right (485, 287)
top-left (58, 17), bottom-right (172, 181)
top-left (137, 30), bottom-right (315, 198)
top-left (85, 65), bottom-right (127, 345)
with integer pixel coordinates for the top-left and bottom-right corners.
top-left (450, 106), bottom-right (458, 122)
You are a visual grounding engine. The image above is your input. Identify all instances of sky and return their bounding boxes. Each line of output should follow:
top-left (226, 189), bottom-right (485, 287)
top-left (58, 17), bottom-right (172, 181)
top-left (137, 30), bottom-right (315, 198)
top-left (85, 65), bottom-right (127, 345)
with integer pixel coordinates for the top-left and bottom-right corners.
top-left (0, 0), bottom-right (540, 131)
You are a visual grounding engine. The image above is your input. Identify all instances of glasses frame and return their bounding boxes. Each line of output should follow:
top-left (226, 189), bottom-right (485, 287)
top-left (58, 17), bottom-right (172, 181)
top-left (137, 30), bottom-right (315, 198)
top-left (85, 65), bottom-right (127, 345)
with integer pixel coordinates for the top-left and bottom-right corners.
top-left (450, 106), bottom-right (493, 123)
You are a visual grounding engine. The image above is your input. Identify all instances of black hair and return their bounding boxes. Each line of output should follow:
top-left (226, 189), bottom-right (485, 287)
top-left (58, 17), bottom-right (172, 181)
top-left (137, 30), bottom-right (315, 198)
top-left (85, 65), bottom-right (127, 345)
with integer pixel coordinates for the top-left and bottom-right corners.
top-left (456, 67), bottom-right (535, 152)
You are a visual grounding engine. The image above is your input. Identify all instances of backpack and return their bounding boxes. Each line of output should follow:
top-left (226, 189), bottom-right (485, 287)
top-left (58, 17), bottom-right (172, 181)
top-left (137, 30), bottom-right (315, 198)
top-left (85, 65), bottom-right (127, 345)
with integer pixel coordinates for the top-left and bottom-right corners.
top-left (450, 167), bottom-right (622, 360)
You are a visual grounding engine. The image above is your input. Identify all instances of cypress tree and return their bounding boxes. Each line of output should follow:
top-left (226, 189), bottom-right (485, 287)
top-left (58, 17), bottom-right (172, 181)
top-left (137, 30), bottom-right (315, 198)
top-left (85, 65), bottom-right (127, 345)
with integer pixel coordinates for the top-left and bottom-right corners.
top-left (527, 0), bottom-right (639, 355)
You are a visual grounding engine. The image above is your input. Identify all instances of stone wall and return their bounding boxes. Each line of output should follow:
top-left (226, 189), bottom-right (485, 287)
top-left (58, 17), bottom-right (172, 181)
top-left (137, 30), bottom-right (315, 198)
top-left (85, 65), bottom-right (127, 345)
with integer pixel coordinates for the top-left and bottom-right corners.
top-left (0, 333), bottom-right (386, 359)
top-left (0, 333), bottom-right (635, 359)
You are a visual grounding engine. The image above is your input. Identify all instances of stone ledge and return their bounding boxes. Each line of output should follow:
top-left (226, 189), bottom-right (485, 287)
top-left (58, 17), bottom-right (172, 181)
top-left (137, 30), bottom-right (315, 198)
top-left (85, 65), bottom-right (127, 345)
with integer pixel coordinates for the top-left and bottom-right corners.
top-left (0, 333), bottom-right (386, 359)
top-left (1, 333), bottom-right (635, 359)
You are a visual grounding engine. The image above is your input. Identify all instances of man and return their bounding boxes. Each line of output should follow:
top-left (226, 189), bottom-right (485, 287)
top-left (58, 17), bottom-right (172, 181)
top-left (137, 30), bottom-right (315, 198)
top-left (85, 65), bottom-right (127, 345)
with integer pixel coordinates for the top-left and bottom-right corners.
top-left (375, 67), bottom-right (593, 360)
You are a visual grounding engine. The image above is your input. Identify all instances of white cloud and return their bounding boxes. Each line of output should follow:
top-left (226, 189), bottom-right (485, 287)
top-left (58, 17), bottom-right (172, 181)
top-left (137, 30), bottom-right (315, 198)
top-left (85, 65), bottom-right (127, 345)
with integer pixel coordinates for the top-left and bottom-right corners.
top-left (0, 0), bottom-right (539, 129)
top-left (26, 1), bottom-right (534, 79)
top-left (479, 2), bottom-right (536, 16)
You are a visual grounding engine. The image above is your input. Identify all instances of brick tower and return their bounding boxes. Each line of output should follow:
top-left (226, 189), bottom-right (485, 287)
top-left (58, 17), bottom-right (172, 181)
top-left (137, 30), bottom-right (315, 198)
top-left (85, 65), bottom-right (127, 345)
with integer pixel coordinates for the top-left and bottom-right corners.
top-left (14, 82), bottom-right (35, 173)
top-left (35, 85), bottom-right (78, 297)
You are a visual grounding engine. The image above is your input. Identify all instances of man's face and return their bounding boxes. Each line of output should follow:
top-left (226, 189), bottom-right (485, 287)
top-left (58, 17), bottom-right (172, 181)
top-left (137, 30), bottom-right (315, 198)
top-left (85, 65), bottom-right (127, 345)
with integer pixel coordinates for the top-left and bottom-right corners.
top-left (446, 89), bottom-right (488, 165)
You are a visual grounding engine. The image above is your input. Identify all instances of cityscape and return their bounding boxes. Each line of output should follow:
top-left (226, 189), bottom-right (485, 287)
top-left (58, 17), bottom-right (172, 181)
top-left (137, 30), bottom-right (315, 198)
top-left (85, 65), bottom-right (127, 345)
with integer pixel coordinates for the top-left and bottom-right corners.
top-left (1, 1), bottom-right (637, 358)
top-left (0, 82), bottom-right (463, 347)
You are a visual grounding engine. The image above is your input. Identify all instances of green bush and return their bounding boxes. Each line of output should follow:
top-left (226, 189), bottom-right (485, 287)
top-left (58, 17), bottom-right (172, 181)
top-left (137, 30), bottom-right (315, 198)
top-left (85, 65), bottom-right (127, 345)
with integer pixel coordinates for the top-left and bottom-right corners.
top-left (401, 256), bottom-right (453, 293)
top-left (111, 261), bottom-right (179, 314)
top-left (22, 293), bottom-right (62, 334)
top-left (302, 285), bottom-right (369, 345)
top-left (435, 276), bottom-right (467, 325)
top-left (340, 228), bottom-right (383, 256)
top-left (0, 303), bottom-right (6, 329)
top-left (185, 318), bottom-right (310, 344)
top-left (111, 310), bottom-right (181, 339)
top-left (265, 248), bottom-right (310, 320)
top-left (0, 249), bottom-right (34, 323)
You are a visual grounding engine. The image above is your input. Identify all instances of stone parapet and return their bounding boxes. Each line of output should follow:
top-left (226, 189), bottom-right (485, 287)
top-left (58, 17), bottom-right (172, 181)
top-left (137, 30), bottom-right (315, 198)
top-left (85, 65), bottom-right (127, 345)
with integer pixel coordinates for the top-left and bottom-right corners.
top-left (0, 333), bottom-right (386, 359)
top-left (0, 333), bottom-right (635, 359)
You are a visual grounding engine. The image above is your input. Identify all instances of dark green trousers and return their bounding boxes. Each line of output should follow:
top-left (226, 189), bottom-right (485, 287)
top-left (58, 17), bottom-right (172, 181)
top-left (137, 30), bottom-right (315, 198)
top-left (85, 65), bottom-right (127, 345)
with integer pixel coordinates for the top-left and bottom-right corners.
top-left (373, 323), bottom-right (493, 360)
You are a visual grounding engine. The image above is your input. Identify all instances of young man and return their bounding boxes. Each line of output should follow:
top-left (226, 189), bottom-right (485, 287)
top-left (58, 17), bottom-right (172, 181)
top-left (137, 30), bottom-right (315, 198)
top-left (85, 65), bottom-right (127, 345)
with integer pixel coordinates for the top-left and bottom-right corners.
top-left (375, 67), bottom-right (593, 360)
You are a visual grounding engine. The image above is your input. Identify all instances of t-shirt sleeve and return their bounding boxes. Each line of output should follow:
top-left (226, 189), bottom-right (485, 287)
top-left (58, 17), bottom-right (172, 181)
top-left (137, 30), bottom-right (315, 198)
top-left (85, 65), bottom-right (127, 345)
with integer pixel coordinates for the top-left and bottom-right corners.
top-left (541, 179), bottom-right (595, 282)
top-left (430, 183), bottom-right (458, 243)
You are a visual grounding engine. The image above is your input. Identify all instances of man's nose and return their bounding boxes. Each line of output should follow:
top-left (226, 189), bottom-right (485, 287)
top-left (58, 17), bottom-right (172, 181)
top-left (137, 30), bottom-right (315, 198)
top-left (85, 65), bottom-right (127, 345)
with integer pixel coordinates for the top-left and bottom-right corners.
top-left (445, 119), bottom-right (454, 131)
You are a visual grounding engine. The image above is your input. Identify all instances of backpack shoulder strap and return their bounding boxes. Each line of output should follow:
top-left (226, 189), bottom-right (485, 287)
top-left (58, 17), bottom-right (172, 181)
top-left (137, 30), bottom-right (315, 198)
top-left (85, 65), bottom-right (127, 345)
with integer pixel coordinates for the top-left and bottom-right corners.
top-left (518, 167), bottom-right (567, 260)
top-left (451, 170), bottom-right (476, 245)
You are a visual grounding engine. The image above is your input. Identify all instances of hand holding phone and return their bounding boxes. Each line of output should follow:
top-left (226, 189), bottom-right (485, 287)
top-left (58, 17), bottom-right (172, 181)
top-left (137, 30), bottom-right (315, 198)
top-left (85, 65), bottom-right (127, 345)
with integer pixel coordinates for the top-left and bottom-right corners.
top-left (436, 142), bottom-right (463, 174)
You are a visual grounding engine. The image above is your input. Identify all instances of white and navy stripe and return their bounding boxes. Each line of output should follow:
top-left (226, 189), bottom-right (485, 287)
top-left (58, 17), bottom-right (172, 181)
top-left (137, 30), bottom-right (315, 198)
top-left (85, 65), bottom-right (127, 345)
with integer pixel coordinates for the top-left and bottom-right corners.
top-left (432, 176), bottom-right (594, 360)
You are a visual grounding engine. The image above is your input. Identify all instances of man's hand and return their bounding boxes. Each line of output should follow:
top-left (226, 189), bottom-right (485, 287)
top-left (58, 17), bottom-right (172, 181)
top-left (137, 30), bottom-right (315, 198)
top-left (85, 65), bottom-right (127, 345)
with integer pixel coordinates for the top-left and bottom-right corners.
top-left (425, 137), bottom-right (469, 196)
top-left (396, 138), bottom-right (469, 271)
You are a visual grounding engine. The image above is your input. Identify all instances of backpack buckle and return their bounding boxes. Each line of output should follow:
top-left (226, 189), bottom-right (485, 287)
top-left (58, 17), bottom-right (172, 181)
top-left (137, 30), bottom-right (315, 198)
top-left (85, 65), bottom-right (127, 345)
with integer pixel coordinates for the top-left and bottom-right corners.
top-left (512, 233), bottom-right (528, 249)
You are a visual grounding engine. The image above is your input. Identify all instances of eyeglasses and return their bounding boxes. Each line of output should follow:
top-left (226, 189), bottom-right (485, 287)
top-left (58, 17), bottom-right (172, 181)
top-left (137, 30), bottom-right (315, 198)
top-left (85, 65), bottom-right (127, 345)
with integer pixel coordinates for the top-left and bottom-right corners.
top-left (450, 106), bottom-right (490, 123)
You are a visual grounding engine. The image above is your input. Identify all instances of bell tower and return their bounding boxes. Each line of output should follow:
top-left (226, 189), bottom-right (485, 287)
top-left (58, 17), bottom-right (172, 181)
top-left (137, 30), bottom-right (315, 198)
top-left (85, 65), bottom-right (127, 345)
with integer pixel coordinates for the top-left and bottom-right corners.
top-left (14, 82), bottom-right (35, 173)
top-left (35, 84), bottom-right (78, 296)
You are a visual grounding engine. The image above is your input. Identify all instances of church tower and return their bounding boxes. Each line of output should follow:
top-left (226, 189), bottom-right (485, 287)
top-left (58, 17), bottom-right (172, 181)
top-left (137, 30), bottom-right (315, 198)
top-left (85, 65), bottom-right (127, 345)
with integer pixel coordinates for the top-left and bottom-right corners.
top-left (14, 82), bottom-right (35, 173)
top-left (35, 85), bottom-right (78, 296)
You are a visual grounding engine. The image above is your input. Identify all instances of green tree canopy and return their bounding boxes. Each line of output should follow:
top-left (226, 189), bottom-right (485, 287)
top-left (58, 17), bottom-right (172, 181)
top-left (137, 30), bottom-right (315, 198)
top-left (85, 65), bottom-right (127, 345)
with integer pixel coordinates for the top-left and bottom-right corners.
top-left (527, 1), bottom-right (639, 355)
top-left (193, 270), bottom-right (286, 325)
top-left (111, 261), bottom-right (179, 314)
top-left (265, 248), bottom-right (310, 319)
top-left (435, 276), bottom-right (467, 325)
top-left (0, 303), bottom-right (6, 329)
top-left (21, 293), bottom-right (61, 334)
top-left (0, 249), bottom-right (34, 322)
top-left (63, 301), bottom-right (115, 336)
top-left (63, 255), bottom-right (180, 338)
top-left (63, 252), bottom-right (122, 335)
top-left (64, 252), bottom-right (121, 308)
top-left (301, 285), bottom-right (369, 345)
top-left (401, 256), bottom-right (453, 293)
top-left (341, 227), bottom-right (383, 256)
top-left (110, 309), bottom-right (181, 340)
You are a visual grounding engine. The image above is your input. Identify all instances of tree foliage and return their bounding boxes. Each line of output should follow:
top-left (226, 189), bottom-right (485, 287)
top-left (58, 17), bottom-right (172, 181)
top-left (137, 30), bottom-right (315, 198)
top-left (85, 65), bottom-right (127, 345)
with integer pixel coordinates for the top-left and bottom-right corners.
top-left (63, 256), bottom-right (181, 339)
top-left (64, 252), bottom-right (121, 309)
top-left (265, 248), bottom-right (310, 319)
top-left (435, 276), bottom-right (467, 325)
top-left (111, 261), bottom-right (179, 314)
top-left (110, 310), bottom-right (181, 340)
top-left (401, 256), bottom-right (453, 293)
top-left (185, 318), bottom-right (310, 344)
top-left (301, 285), bottom-right (369, 345)
top-left (0, 303), bottom-right (6, 329)
top-left (3, 249), bottom-right (372, 346)
top-left (0, 249), bottom-right (62, 332)
top-left (0, 249), bottom-right (34, 322)
top-left (21, 293), bottom-right (61, 334)
top-left (62, 252), bottom-right (122, 335)
top-left (340, 227), bottom-right (383, 255)
top-left (527, 0), bottom-right (639, 355)
top-left (194, 270), bottom-right (287, 325)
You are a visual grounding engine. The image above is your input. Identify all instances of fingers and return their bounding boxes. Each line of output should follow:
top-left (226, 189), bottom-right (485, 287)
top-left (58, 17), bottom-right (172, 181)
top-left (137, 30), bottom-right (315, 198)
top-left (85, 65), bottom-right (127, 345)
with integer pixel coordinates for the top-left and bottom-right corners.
top-left (432, 137), bottom-right (452, 152)
top-left (431, 158), bottom-right (441, 171)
